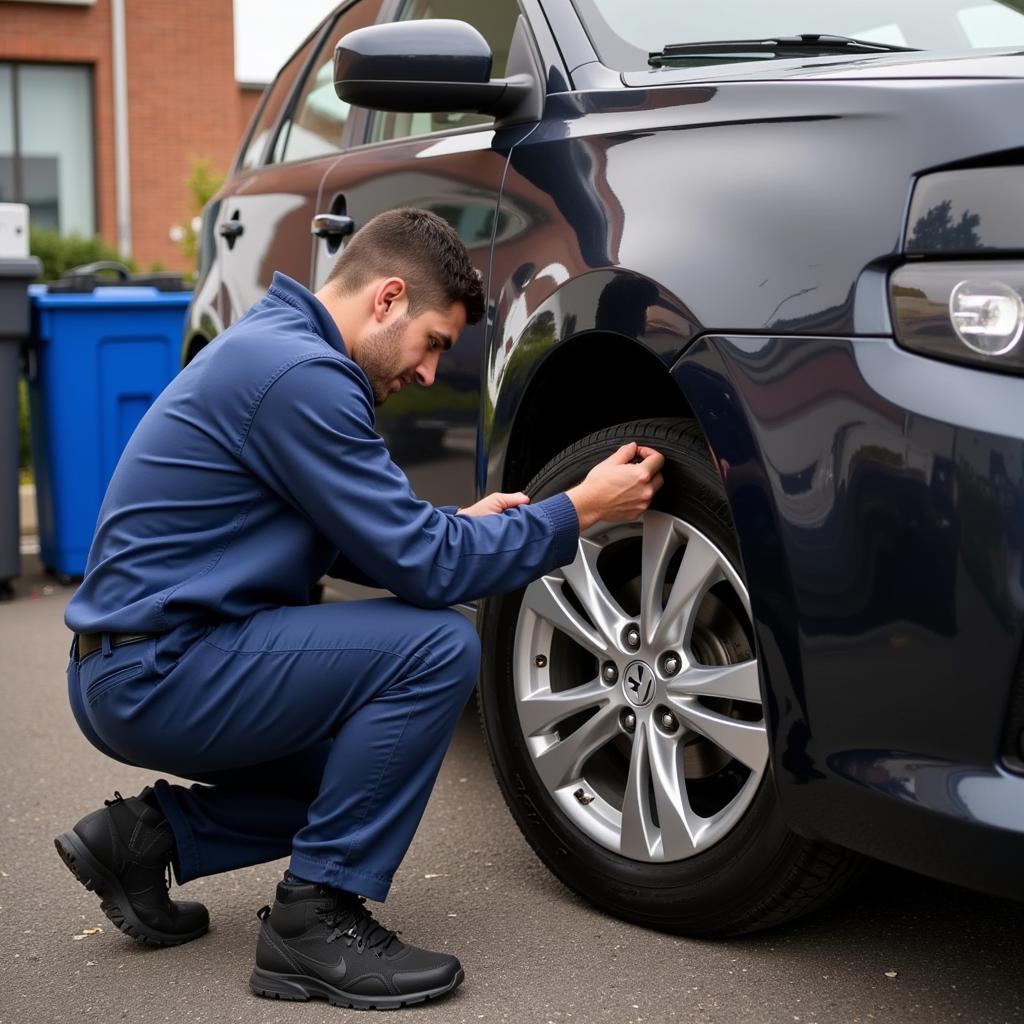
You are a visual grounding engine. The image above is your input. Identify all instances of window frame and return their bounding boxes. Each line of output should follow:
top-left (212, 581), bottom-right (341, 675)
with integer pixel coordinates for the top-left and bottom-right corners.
top-left (265, 0), bottom-right (397, 169)
top-left (0, 59), bottom-right (98, 236)
top-left (232, 18), bottom-right (332, 174)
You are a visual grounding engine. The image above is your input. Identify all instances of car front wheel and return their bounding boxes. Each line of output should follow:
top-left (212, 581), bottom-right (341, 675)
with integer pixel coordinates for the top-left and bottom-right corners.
top-left (478, 418), bottom-right (862, 936)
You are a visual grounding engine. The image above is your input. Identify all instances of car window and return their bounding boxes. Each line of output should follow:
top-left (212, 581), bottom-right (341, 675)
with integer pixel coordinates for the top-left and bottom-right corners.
top-left (274, 0), bottom-right (386, 164)
top-left (237, 32), bottom-right (319, 171)
top-left (367, 0), bottom-right (522, 145)
top-left (572, 0), bottom-right (1024, 71)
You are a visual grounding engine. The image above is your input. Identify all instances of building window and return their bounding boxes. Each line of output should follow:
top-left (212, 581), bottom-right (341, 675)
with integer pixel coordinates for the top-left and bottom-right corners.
top-left (0, 62), bottom-right (96, 235)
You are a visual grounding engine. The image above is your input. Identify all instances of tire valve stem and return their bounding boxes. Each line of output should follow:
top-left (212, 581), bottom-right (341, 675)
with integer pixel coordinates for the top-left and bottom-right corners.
top-left (535, 654), bottom-right (547, 668)
top-left (573, 787), bottom-right (595, 806)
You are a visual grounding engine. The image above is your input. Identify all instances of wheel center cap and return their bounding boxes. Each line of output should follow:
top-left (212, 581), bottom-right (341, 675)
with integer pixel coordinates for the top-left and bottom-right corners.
top-left (622, 660), bottom-right (656, 707)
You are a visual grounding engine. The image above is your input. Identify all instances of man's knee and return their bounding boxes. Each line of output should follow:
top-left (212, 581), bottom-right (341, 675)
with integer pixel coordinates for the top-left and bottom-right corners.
top-left (430, 609), bottom-right (481, 691)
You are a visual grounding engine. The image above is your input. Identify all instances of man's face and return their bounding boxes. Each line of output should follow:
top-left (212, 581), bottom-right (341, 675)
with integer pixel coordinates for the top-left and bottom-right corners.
top-left (356, 301), bottom-right (467, 406)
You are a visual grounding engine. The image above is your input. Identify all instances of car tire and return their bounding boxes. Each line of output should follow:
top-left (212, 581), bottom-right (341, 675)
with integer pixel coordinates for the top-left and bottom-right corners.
top-left (478, 417), bottom-right (863, 936)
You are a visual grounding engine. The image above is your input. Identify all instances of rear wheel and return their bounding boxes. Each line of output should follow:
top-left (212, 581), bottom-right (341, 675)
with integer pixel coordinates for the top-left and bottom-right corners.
top-left (478, 417), bottom-right (862, 936)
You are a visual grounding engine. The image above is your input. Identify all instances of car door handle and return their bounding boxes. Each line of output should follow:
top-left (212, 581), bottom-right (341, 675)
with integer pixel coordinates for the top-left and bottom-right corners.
top-left (218, 221), bottom-right (244, 240)
top-left (311, 214), bottom-right (356, 240)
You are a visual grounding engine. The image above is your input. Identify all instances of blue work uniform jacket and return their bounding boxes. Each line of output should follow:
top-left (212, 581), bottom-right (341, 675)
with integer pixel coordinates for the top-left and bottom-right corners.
top-left (65, 273), bottom-right (580, 635)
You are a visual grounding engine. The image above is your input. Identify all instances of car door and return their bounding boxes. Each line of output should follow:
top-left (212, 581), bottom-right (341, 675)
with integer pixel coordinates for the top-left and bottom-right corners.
top-left (215, 0), bottom-right (391, 325)
top-left (312, 0), bottom-right (530, 509)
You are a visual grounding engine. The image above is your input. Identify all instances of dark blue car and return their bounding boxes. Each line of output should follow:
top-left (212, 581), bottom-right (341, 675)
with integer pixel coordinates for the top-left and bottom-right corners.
top-left (185, 0), bottom-right (1024, 935)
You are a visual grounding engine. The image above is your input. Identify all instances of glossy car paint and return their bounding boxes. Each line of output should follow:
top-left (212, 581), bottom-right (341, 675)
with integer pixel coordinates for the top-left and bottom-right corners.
top-left (675, 335), bottom-right (1024, 897)
top-left (184, 0), bottom-right (1024, 901)
top-left (482, 65), bottom-right (1024, 896)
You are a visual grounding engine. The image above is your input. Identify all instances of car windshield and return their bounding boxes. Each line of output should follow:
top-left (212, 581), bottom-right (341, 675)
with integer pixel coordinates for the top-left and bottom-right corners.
top-left (571, 0), bottom-right (1024, 71)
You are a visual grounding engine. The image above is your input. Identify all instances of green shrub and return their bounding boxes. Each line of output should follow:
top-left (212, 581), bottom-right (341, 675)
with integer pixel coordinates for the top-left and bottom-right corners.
top-left (29, 227), bottom-right (137, 283)
top-left (178, 157), bottom-right (226, 274)
top-left (18, 378), bottom-right (31, 477)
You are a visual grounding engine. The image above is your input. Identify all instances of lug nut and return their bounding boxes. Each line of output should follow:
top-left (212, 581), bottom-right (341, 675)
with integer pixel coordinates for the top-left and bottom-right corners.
top-left (623, 624), bottom-right (641, 651)
top-left (535, 654), bottom-right (547, 668)
top-left (660, 711), bottom-right (678, 731)
top-left (622, 711), bottom-right (636, 732)
top-left (602, 662), bottom-right (618, 684)
top-left (661, 653), bottom-right (681, 676)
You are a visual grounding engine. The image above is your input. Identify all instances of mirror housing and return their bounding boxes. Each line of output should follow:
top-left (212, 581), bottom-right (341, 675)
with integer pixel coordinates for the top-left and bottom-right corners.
top-left (334, 18), bottom-right (535, 118)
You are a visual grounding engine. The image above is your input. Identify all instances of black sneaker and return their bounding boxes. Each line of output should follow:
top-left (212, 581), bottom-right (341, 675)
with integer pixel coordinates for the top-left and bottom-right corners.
top-left (250, 878), bottom-right (464, 1010)
top-left (54, 788), bottom-right (209, 947)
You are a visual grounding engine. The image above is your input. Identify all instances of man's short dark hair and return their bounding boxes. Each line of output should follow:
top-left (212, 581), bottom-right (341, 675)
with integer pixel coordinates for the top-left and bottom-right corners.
top-left (325, 207), bottom-right (484, 325)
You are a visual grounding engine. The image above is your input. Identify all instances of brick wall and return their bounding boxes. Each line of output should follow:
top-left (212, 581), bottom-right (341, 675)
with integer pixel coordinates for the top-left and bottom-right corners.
top-left (3, 0), bottom-right (248, 272)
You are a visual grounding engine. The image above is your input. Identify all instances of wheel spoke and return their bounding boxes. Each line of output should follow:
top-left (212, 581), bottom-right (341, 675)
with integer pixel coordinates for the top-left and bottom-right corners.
top-left (619, 722), bottom-right (657, 859)
top-left (667, 659), bottom-right (762, 705)
top-left (668, 697), bottom-right (769, 771)
top-left (651, 531), bottom-right (723, 650)
top-left (532, 702), bottom-right (620, 790)
top-left (561, 537), bottom-right (629, 645)
top-left (518, 677), bottom-right (612, 737)
top-left (648, 726), bottom-right (701, 859)
top-left (639, 511), bottom-right (677, 645)
top-left (523, 573), bottom-right (608, 656)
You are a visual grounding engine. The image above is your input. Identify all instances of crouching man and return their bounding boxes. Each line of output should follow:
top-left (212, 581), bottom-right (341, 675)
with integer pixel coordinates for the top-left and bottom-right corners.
top-left (56, 208), bottom-right (664, 1009)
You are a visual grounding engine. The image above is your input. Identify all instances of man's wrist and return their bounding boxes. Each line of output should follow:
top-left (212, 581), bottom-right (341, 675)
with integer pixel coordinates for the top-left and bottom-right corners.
top-left (566, 484), bottom-right (598, 531)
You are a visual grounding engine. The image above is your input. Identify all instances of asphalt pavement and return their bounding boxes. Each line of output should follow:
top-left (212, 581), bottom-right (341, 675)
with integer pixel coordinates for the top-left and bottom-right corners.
top-left (2, 554), bottom-right (1023, 1024)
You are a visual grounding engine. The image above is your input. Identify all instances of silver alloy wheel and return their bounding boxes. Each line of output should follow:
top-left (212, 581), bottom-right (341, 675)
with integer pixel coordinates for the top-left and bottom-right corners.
top-left (513, 510), bottom-right (768, 863)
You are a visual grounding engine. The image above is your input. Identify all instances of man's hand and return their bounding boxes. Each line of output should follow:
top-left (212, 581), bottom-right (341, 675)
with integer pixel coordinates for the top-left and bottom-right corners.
top-left (566, 442), bottom-right (665, 531)
top-left (455, 491), bottom-right (531, 517)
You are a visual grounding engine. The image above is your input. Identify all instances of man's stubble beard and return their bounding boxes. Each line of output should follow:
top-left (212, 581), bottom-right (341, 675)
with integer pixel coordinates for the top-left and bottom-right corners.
top-left (354, 315), bottom-right (410, 406)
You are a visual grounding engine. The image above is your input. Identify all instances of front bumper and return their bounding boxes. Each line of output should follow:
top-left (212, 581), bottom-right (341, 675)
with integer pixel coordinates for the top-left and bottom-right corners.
top-left (674, 334), bottom-right (1024, 900)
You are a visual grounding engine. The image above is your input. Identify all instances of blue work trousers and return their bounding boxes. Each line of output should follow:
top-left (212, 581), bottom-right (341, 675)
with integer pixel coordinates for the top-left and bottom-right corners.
top-left (66, 599), bottom-right (480, 901)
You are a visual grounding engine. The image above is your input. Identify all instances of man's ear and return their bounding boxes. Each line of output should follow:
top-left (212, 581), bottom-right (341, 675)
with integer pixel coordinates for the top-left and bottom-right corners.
top-left (373, 277), bottom-right (407, 322)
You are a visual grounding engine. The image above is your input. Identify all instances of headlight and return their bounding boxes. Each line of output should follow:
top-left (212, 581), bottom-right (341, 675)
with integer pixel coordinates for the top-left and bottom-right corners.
top-left (949, 280), bottom-right (1023, 356)
top-left (890, 261), bottom-right (1024, 375)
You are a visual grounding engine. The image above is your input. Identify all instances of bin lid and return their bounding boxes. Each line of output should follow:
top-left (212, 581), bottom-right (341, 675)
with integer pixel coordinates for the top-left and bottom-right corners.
top-left (0, 256), bottom-right (42, 280)
top-left (45, 260), bottom-right (191, 294)
top-left (28, 281), bottom-right (192, 308)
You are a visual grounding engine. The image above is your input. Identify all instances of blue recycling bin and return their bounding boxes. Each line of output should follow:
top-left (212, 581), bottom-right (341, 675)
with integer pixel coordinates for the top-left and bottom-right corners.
top-left (27, 280), bottom-right (191, 579)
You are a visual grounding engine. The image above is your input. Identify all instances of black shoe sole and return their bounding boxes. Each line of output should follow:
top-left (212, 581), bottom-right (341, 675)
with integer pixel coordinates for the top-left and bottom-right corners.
top-left (54, 830), bottom-right (208, 948)
top-left (249, 965), bottom-right (465, 1010)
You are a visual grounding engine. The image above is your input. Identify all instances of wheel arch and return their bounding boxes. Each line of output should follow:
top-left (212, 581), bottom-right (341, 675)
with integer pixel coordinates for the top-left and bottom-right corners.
top-left (485, 269), bottom-right (702, 494)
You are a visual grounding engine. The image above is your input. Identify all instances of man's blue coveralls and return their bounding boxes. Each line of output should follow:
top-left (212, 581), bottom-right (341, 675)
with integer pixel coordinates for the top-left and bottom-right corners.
top-left (64, 272), bottom-right (580, 901)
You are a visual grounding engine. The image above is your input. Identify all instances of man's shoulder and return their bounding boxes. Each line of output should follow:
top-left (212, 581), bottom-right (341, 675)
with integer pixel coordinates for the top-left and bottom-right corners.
top-left (193, 296), bottom-right (348, 387)
top-left (224, 294), bottom-right (333, 358)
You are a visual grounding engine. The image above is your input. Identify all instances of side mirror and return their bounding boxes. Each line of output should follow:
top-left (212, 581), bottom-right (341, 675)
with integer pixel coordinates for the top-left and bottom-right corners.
top-left (334, 18), bottom-right (535, 118)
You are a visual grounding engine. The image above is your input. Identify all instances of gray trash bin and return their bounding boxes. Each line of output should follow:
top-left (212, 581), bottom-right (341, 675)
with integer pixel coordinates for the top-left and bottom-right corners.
top-left (0, 256), bottom-right (42, 598)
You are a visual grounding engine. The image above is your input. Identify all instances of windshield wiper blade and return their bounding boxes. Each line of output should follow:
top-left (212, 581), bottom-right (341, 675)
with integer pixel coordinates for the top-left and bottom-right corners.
top-left (649, 34), bottom-right (920, 66)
